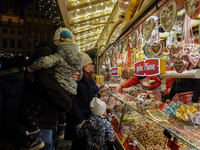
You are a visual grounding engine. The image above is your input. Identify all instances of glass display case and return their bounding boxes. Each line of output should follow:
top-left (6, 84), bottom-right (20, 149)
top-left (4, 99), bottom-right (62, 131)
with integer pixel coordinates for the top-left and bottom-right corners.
top-left (101, 87), bottom-right (200, 150)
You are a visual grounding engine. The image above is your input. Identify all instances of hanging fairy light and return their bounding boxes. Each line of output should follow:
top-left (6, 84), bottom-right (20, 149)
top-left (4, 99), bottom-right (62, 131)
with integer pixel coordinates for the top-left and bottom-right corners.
top-left (38, 0), bottom-right (65, 29)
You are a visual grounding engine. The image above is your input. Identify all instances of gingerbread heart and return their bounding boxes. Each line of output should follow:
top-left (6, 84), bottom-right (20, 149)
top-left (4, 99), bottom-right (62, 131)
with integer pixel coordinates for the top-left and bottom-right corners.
top-left (174, 60), bottom-right (188, 73)
top-left (143, 43), bottom-right (152, 58)
top-left (175, 13), bottom-right (185, 34)
top-left (160, 1), bottom-right (177, 32)
top-left (150, 42), bottom-right (164, 56)
top-left (167, 40), bottom-right (182, 58)
top-left (185, 0), bottom-right (200, 19)
top-left (131, 30), bottom-right (138, 48)
top-left (187, 53), bottom-right (200, 70)
top-left (143, 18), bottom-right (154, 41)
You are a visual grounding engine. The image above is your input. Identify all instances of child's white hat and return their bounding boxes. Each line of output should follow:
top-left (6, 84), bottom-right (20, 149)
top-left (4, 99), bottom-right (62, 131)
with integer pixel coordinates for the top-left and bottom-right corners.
top-left (90, 97), bottom-right (106, 116)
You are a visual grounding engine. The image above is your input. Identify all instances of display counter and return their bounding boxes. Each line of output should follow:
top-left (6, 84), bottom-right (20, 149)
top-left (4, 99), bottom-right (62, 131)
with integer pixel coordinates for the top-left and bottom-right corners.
top-left (101, 87), bottom-right (200, 150)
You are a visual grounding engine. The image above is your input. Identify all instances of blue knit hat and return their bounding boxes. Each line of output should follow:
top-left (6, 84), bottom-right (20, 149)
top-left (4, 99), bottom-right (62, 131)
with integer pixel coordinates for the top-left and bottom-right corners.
top-left (60, 30), bottom-right (72, 38)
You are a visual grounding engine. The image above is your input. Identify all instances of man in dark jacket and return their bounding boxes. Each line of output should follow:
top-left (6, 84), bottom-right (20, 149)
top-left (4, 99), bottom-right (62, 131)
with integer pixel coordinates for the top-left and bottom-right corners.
top-left (18, 27), bottom-right (79, 150)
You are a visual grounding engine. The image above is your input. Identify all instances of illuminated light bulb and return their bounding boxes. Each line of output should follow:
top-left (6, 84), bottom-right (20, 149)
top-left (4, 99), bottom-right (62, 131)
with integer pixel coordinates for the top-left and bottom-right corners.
top-left (78, 19), bottom-right (79, 21)
top-left (125, 2), bottom-right (129, 4)
top-left (89, 6), bottom-right (91, 9)
top-left (101, 3), bottom-right (103, 5)
top-left (77, 1), bottom-right (79, 4)
top-left (77, 9), bottom-right (80, 12)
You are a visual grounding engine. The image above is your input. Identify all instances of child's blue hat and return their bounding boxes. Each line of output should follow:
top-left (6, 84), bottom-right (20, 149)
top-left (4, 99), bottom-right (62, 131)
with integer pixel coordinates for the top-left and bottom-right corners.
top-left (60, 30), bottom-right (72, 38)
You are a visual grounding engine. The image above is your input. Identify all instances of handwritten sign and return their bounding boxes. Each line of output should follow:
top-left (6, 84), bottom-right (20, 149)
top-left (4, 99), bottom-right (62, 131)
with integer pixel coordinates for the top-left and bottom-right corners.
top-left (134, 58), bottom-right (161, 76)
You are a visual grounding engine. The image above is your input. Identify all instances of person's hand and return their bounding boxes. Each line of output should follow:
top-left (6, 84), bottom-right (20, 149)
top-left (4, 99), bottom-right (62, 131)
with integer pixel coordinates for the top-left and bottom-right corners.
top-left (79, 120), bottom-right (85, 126)
top-left (144, 85), bottom-right (151, 90)
top-left (96, 84), bottom-right (100, 88)
top-left (72, 71), bottom-right (80, 81)
top-left (165, 99), bottom-right (171, 105)
top-left (116, 85), bottom-right (121, 92)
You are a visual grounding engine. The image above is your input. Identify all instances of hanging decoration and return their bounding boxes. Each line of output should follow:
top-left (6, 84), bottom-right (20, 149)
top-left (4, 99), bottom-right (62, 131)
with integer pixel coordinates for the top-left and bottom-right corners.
top-left (38, 0), bottom-right (65, 29)
top-left (123, 36), bottom-right (129, 51)
top-left (175, 13), bottom-right (185, 34)
top-left (143, 18), bottom-right (154, 41)
top-left (119, 41), bottom-right (123, 54)
top-left (167, 40), bottom-right (182, 59)
top-left (170, 14), bottom-right (200, 73)
top-left (131, 30), bottom-right (138, 48)
top-left (173, 53), bottom-right (188, 73)
top-left (124, 44), bottom-right (132, 69)
top-left (160, 1), bottom-right (177, 32)
top-left (108, 48), bottom-right (113, 59)
top-left (150, 42), bottom-right (164, 56)
top-left (185, 0), bottom-right (200, 19)
top-left (143, 43), bottom-right (152, 58)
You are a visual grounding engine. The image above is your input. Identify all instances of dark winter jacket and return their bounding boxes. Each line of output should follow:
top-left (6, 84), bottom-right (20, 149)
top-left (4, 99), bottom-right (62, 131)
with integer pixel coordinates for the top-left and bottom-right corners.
top-left (18, 41), bottom-right (72, 130)
top-left (0, 70), bottom-right (24, 136)
top-left (76, 114), bottom-right (115, 150)
top-left (65, 77), bottom-right (94, 140)
top-left (168, 78), bottom-right (200, 103)
top-left (89, 75), bottom-right (99, 97)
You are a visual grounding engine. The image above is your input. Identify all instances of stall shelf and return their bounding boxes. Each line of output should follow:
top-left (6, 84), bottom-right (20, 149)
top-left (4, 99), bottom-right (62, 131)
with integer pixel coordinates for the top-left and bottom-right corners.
top-left (102, 89), bottom-right (200, 150)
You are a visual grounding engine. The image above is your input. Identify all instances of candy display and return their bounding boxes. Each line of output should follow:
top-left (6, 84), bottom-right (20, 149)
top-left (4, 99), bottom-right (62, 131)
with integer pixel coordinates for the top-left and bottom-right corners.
top-left (100, 88), bottom-right (200, 149)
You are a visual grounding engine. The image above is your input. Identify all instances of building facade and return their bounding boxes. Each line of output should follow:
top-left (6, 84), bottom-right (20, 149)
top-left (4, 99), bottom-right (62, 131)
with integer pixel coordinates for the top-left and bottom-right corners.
top-left (0, 0), bottom-right (55, 57)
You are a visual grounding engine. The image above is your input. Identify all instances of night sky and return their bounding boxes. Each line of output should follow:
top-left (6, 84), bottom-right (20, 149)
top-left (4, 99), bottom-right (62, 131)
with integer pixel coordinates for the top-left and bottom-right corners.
top-left (0, 0), bottom-right (32, 18)
top-left (21, 0), bottom-right (31, 18)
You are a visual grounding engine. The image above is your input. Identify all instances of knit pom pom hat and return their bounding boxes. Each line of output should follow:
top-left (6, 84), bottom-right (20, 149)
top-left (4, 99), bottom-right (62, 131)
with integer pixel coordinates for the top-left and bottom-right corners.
top-left (53, 27), bottom-right (75, 45)
top-left (60, 30), bottom-right (72, 39)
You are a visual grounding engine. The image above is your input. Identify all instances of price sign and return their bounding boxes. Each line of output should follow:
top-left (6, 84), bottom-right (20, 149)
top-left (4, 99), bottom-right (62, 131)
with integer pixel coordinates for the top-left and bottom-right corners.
top-left (134, 58), bottom-right (166, 76)
top-left (167, 138), bottom-right (180, 150)
top-left (111, 67), bottom-right (119, 76)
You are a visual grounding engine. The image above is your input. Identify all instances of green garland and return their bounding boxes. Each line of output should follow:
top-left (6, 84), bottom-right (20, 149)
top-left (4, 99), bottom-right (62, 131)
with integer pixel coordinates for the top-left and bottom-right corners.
top-left (38, 0), bottom-right (65, 30)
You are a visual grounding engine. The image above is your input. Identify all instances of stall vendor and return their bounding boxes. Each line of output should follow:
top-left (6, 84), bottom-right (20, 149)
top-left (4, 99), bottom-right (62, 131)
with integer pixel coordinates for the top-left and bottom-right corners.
top-left (117, 76), bottom-right (162, 102)
top-left (165, 78), bottom-right (200, 105)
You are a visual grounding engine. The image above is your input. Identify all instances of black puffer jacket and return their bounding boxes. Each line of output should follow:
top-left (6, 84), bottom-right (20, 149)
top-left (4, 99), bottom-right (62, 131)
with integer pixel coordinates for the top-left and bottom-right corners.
top-left (65, 77), bottom-right (94, 140)
top-left (18, 41), bottom-right (72, 130)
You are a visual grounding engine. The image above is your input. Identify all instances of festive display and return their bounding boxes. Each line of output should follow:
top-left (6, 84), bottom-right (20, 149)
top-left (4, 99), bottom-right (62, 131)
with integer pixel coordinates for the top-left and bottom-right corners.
top-left (38, 0), bottom-right (65, 29)
top-left (160, 1), bottom-right (177, 32)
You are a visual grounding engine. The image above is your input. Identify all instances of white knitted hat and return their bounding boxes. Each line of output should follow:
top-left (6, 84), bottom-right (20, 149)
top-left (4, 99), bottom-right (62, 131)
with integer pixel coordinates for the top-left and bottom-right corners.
top-left (80, 52), bottom-right (92, 67)
top-left (90, 97), bottom-right (106, 116)
top-left (53, 27), bottom-right (75, 45)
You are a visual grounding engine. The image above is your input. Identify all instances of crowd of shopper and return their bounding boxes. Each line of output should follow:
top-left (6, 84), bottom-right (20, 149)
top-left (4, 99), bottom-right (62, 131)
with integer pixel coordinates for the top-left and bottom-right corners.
top-left (0, 27), bottom-right (115, 150)
top-left (1, 26), bottom-right (200, 150)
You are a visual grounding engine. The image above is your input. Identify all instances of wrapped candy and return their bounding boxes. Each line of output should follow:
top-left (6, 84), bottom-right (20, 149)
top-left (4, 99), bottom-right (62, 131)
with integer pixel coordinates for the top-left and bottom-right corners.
top-left (176, 105), bottom-right (198, 122)
top-left (165, 101), bottom-right (185, 116)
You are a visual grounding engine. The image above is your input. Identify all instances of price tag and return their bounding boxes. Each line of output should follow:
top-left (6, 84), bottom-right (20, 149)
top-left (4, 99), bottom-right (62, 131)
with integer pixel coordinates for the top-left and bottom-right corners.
top-left (167, 138), bottom-right (180, 150)
top-left (158, 103), bottom-right (164, 110)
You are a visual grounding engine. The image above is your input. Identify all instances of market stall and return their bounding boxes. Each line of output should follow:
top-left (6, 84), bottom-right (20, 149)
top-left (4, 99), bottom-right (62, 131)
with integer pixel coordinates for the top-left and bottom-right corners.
top-left (96, 0), bottom-right (200, 149)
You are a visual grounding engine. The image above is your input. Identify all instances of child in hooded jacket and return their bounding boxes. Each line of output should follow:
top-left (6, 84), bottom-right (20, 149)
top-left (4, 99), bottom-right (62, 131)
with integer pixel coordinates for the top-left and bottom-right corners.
top-left (76, 97), bottom-right (115, 150)
top-left (22, 30), bottom-right (82, 150)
